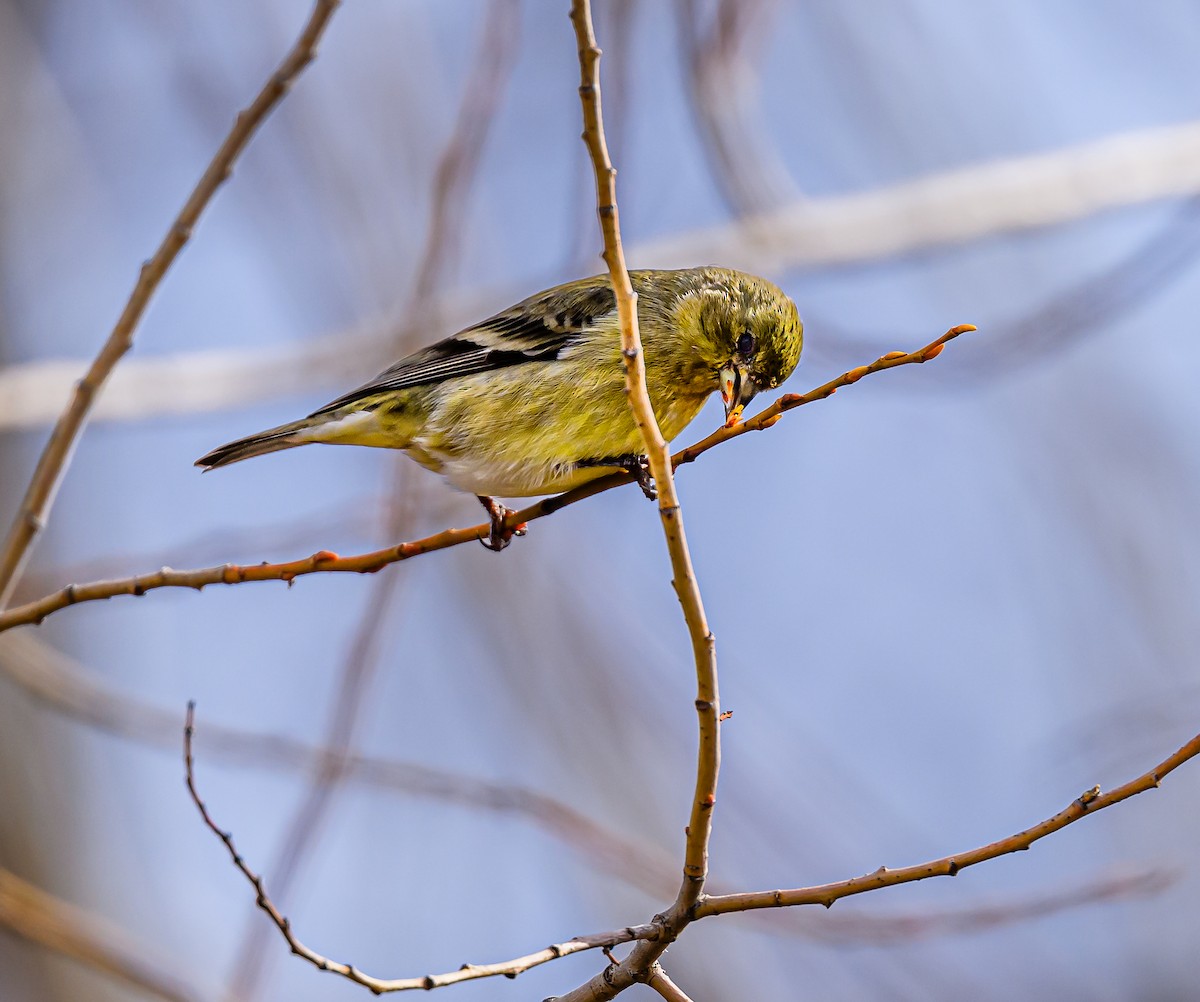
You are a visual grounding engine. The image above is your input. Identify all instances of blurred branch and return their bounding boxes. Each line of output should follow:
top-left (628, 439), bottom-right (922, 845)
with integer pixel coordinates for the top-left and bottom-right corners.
top-left (697, 731), bottom-right (1200, 919)
top-left (4, 121), bottom-right (1197, 431)
top-left (0, 632), bottom-right (1167, 948)
top-left (227, 9), bottom-right (522, 996)
top-left (185, 703), bottom-right (660, 993)
top-left (808, 193), bottom-right (1200, 374)
top-left (0, 325), bottom-right (970, 633)
top-left (226, 5), bottom-right (523, 993)
top-left (675, 0), bottom-right (797, 215)
top-left (639, 119), bottom-right (1200, 273)
top-left (410, 0), bottom-right (521, 308)
top-left (0, 867), bottom-right (201, 1002)
top-left (0, 630), bottom-right (674, 890)
top-left (0, 0), bottom-right (343, 608)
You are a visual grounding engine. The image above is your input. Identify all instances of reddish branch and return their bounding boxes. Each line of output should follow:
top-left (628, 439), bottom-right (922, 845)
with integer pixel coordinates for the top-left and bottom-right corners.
top-left (0, 324), bottom-right (972, 633)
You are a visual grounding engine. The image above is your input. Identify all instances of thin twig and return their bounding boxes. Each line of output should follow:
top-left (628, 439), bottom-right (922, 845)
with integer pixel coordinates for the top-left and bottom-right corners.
top-left (224, 492), bottom-right (413, 1002)
top-left (0, 326), bottom-right (972, 632)
top-left (695, 731), bottom-right (1200, 919)
top-left (0, 0), bottom-right (342, 609)
top-left (183, 704), bottom-right (658, 992)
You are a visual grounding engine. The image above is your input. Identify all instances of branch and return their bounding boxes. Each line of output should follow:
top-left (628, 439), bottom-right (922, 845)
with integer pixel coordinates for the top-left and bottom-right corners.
top-left (0, 867), bottom-right (201, 1002)
top-left (646, 963), bottom-right (694, 1002)
top-left (695, 731), bottom-right (1200, 919)
top-left (799, 866), bottom-right (1174, 943)
top-left (554, 4), bottom-right (725, 999)
top-left (0, 0), bottom-right (342, 608)
top-left (571, 0), bottom-right (718, 892)
top-left (183, 704), bottom-right (658, 992)
top-left (0, 324), bottom-right (972, 633)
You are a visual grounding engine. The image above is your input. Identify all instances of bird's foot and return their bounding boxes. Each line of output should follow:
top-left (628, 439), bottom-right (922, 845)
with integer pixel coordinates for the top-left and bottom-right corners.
top-left (579, 453), bottom-right (657, 501)
top-left (477, 495), bottom-right (527, 552)
top-left (625, 455), bottom-right (657, 501)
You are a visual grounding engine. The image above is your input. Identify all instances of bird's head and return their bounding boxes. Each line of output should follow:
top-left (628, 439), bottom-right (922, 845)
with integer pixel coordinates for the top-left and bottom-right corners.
top-left (678, 271), bottom-right (803, 426)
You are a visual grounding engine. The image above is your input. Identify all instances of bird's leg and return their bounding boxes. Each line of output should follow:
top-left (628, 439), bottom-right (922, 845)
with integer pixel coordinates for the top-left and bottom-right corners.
top-left (579, 454), bottom-right (657, 501)
top-left (477, 495), bottom-right (527, 552)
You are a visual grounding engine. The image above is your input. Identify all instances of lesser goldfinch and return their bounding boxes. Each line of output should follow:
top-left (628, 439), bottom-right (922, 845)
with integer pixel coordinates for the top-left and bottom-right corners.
top-left (197, 267), bottom-right (803, 549)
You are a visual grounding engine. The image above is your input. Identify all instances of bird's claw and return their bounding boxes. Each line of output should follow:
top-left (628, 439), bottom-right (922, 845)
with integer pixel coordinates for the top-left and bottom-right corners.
top-left (630, 455), bottom-right (657, 502)
top-left (478, 496), bottom-right (526, 552)
top-left (577, 454), bottom-right (657, 501)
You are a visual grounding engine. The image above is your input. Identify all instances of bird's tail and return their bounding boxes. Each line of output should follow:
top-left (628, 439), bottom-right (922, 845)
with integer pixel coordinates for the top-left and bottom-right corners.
top-left (195, 417), bottom-right (321, 470)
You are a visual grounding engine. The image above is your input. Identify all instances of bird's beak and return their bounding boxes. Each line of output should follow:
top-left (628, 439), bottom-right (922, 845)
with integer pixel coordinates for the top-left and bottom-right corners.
top-left (719, 364), bottom-right (756, 427)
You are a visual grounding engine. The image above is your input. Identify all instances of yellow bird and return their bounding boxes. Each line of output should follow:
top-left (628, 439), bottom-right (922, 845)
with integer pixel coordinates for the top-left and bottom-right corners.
top-left (197, 267), bottom-right (803, 549)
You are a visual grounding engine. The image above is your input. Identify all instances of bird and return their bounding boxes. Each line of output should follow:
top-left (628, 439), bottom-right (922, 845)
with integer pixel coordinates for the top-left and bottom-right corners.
top-left (196, 266), bottom-right (803, 550)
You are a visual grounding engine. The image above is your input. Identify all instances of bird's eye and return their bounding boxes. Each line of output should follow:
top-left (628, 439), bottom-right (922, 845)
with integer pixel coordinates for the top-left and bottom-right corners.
top-left (737, 331), bottom-right (756, 356)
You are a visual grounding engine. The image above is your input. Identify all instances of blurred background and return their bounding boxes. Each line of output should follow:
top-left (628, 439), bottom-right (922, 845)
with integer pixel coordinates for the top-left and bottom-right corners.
top-left (1, 1), bottom-right (1199, 999)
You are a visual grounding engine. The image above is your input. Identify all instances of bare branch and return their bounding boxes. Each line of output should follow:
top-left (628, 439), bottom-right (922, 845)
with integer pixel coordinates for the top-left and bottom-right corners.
top-left (0, 867), bottom-right (201, 1002)
top-left (0, 325), bottom-right (972, 634)
top-left (0, 0), bottom-right (343, 608)
top-left (555, 4), bottom-right (727, 998)
top-left (571, 0), bottom-right (719, 896)
top-left (696, 732), bottom-right (1200, 919)
top-left (183, 704), bottom-right (658, 993)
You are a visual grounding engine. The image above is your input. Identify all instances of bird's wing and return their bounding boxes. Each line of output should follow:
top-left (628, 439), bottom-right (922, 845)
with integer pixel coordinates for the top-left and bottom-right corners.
top-left (311, 279), bottom-right (618, 415)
